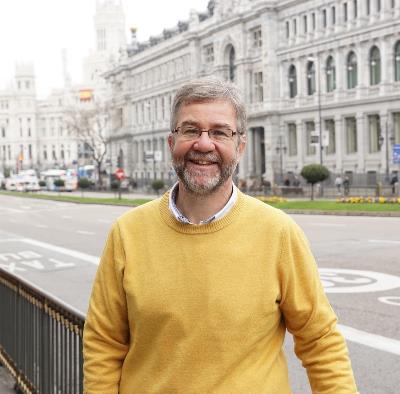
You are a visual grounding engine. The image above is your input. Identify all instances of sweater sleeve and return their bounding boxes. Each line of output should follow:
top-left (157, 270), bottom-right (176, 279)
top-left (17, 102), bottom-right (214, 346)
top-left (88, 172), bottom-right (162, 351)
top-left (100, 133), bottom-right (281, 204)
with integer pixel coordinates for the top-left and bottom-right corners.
top-left (83, 222), bottom-right (129, 393)
top-left (278, 218), bottom-right (358, 394)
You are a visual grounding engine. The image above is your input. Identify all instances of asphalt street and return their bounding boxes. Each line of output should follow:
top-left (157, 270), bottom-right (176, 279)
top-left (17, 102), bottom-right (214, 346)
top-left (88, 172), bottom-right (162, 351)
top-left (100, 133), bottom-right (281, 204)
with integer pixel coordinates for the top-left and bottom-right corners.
top-left (0, 193), bottom-right (399, 393)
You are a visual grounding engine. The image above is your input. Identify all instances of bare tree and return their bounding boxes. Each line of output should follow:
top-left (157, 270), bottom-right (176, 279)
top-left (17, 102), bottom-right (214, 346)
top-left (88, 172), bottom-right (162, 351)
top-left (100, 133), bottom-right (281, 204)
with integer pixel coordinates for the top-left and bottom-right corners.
top-left (64, 100), bottom-right (109, 188)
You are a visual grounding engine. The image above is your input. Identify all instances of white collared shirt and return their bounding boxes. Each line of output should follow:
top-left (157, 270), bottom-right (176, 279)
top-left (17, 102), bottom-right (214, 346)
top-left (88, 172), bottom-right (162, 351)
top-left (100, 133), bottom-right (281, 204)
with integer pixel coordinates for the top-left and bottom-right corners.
top-left (168, 182), bottom-right (238, 225)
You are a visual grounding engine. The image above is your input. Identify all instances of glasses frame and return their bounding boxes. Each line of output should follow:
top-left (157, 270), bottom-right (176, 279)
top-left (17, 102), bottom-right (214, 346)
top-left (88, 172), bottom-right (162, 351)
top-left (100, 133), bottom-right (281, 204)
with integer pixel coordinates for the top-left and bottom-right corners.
top-left (172, 126), bottom-right (241, 142)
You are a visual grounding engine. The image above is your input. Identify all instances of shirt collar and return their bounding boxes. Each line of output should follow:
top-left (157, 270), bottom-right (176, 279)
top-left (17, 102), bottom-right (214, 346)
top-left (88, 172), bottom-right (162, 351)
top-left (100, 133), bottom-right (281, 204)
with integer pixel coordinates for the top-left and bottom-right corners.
top-left (168, 182), bottom-right (238, 225)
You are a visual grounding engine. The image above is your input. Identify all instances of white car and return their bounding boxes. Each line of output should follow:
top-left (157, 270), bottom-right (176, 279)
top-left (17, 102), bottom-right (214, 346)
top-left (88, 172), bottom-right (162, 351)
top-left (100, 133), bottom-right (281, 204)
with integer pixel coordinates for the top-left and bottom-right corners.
top-left (5, 178), bottom-right (17, 191)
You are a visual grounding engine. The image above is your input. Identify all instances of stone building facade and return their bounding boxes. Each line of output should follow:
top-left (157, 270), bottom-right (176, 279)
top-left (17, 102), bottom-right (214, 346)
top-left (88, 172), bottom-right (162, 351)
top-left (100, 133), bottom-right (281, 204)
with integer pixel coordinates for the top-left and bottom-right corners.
top-left (0, 0), bottom-right (126, 175)
top-left (105, 0), bottom-right (400, 187)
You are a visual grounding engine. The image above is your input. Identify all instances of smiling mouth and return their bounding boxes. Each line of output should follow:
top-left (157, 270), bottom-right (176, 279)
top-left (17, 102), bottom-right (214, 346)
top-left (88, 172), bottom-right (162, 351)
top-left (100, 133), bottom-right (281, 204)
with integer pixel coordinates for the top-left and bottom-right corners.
top-left (190, 160), bottom-right (216, 165)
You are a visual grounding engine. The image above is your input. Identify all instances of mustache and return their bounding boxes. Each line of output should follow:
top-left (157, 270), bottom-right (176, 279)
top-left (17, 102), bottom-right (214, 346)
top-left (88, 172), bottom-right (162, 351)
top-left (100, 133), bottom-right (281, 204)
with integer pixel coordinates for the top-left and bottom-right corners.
top-left (184, 151), bottom-right (221, 164)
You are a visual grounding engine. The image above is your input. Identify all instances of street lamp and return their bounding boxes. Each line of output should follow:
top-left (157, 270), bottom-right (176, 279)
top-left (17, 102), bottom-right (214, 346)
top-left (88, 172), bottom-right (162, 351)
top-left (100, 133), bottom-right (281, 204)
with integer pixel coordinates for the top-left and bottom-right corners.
top-left (275, 135), bottom-right (287, 184)
top-left (307, 55), bottom-right (323, 165)
top-left (378, 119), bottom-right (395, 182)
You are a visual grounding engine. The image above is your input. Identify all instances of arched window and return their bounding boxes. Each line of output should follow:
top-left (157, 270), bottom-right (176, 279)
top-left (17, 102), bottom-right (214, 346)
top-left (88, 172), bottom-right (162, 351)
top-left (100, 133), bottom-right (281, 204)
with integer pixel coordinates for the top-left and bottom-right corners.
top-left (395, 41), bottom-right (400, 82)
top-left (288, 65), bottom-right (297, 98)
top-left (306, 61), bottom-right (316, 95)
top-left (229, 46), bottom-right (236, 82)
top-left (369, 46), bottom-right (381, 85)
top-left (325, 56), bottom-right (336, 92)
top-left (347, 51), bottom-right (358, 89)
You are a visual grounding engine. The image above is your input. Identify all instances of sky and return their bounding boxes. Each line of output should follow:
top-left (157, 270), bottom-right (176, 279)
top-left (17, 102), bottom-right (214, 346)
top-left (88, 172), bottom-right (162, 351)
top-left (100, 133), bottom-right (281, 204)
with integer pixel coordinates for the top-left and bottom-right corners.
top-left (0, 0), bottom-right (208, 98)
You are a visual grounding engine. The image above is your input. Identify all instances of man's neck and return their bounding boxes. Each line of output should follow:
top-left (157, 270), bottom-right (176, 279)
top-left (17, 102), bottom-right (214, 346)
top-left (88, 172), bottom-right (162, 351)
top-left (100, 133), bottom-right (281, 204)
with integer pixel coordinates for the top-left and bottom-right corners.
top-left (175, 181), bottom-right (233, 225)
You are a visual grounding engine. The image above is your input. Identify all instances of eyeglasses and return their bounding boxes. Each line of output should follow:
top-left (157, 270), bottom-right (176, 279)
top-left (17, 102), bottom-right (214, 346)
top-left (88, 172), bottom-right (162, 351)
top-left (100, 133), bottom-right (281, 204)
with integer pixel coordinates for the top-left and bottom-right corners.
top-left (172, 125), bottom-right (241, 142)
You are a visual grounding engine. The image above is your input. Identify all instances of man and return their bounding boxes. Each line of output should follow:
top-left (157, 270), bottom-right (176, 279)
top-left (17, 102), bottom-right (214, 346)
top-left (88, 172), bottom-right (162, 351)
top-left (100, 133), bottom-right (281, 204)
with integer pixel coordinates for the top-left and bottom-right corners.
top-left (84, 78), bottom-right (358, 393)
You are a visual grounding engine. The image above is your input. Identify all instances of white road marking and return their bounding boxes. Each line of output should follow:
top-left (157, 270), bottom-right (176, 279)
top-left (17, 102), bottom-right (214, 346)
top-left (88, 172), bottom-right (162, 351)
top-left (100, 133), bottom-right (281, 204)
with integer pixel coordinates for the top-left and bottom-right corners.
top-left (76, 230), bottom-right (95, 235)
top-left (368, 239), bottom-right (400, 245)
top-left (378, 296), bottom-right (400, 307)
top-left (338, 324), bottom-right (400, 356)
top-left (320, 268), bottom-right (400, 293)
top-left (18, 238), bottom-right (99, 265)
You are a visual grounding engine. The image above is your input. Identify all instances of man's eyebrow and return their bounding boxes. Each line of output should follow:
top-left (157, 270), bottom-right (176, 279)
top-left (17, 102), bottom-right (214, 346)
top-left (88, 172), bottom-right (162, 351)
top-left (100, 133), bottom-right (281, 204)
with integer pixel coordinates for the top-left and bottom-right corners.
top-left (179, 120), bottom-right (232, 128)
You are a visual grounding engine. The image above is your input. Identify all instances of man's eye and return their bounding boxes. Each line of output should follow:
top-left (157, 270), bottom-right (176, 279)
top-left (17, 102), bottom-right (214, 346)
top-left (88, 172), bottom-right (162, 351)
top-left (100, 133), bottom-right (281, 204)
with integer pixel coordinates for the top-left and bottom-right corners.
top-left (211, 129), bottom-right (230, 138)
top-left (183, 128), bottom-right (199, 135)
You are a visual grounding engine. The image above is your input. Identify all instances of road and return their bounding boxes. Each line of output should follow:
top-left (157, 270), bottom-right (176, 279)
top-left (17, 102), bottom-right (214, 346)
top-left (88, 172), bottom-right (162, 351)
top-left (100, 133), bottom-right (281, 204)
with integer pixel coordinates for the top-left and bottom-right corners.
top-left (0, 193), bottom-right (399, 393)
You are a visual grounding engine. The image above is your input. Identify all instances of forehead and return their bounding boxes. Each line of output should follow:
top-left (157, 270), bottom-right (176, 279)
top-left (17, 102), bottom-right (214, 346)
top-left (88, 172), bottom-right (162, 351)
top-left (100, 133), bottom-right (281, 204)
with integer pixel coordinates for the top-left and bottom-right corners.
top-left (176, 99), bottom-right (237, 127)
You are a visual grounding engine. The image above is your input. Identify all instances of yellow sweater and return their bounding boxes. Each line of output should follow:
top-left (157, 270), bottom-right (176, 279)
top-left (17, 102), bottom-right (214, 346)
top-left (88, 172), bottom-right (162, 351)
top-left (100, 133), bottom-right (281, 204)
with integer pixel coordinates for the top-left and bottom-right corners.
top-left (83, 191), bottom-right (358, 393)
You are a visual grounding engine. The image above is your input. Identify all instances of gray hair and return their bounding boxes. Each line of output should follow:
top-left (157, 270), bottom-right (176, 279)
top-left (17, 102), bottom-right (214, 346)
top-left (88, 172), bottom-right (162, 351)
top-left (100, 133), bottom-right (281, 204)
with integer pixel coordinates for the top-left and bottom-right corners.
top-left (170, 77), bottom-right (247, 136)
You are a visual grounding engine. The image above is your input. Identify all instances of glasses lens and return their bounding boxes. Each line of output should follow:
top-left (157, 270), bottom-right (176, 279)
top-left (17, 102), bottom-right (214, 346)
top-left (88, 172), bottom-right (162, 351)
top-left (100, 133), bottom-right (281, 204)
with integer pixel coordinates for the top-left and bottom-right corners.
top-left (179, 126), bottom-right (200, 139)
top-left (209, 128), bottom-right (233, 141)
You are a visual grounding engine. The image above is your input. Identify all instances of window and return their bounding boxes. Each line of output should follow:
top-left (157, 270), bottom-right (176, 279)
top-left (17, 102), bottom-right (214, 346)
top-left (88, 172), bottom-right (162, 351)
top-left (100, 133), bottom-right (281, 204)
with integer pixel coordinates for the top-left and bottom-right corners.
top-left (303, 15), bottom-right (308, 33)
top-left (8, 145), bottom-right (11, 160)
top-left (286, 21), bottom-right (290, 38)
top-left (394, 113), bottom-right (400, 144)
top-left (369, 46), bottom-right (381, 85)
top-left (345, 117), bottom-right (358, 153)
top-left (288, 123), bottom-right (297, 156)
top-left (288, 65), bottom-right (297, 98)
top-left (347, 51), bottom-right (358, 89)
top-left (52, 145), bottom-right (56, 160)
top-left (25, 81), bottom-right (30, 89)
top-left (253, 72), bottom-right (264, 102)
top-left (293, 19), bottom-right (297, 35)
top-left (331, 6), bottom-right (336, 24)
top-left (204, 44), bottom-right (214, 63)
top-left (61, 144), bottom-right (65, 160)
top-left (368, 115), bottom-right (381, 153)
top-left (28, 144), bottom-right (32, 160)
top-left (326, 56), bottom-right (336, 92)
top-left (252, 27), bottom-right (262, 47)
top-left (306, 61), bottom-right (316, 95)
top-left (322, 9), bottom-right (327, 27)
top-left (366, 0), bottom-right (371, 15)
top-left (306, 121), bottom-right (316, 155)
top-left (344, 3), bottom-right (348, 21)
top-left (43, 146), bottom-right (47, 160)
top-left (1, 127), bottom-right (5, 138)
top-left (312, 12), bottom-right (316, 30)
top-left (392, 0), bottom-right (395, 8)
top-left (354, 0), bottom-right (358, 17)
top-left (377, 0), bottom-right (381, 12)
top-left (19, 118), bottom-right (23, 137)
top-left (325, 119), bottom-right (336, 154)
top-left (395, 41), bottom-right (400, 82)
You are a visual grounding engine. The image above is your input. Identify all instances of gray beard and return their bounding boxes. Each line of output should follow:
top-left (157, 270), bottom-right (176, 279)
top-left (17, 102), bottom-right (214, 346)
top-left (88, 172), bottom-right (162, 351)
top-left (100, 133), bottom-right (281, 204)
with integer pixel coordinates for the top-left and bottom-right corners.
top-left (172, 151), bottom-right (238, 196)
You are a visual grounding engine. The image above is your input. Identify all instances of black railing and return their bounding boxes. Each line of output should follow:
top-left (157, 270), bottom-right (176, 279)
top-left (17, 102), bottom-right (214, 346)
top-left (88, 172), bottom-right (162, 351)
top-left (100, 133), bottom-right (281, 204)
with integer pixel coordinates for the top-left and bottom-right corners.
top-left (0, 268), bottom-right (85, 394)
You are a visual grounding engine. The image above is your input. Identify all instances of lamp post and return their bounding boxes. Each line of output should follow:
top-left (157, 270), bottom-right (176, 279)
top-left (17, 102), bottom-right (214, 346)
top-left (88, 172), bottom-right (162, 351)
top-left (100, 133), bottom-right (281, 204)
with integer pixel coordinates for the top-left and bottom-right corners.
top-left (275, 135), bottom-right (287, 184)
top-left (378, 119), bottom-right (395, 183)
top-left (307, 56), bottom-right (323, 165)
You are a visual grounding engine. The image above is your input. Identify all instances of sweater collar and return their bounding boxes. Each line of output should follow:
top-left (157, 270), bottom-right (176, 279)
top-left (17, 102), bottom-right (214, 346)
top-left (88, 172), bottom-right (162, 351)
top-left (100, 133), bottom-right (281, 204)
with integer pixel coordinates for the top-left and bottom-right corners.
top-left (159, 188), bottom-right (245, 234)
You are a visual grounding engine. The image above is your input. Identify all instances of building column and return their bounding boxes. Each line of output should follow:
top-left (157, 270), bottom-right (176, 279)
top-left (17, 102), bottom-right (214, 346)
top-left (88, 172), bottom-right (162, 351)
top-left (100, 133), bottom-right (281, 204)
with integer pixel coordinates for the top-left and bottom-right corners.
top-left (356, 114), bottom-right (366, 173)
top-left (379, 112), bottom-right (389, 175)
top-left (254, 128), bottom-right (262, 176)
top-left (246, 128), bottom-right (255, 177)
top-left (357, 43), bottom-right (369, 97)
top-left (296, 120), bottom-right (304, 171)
top-left (381, 38), bottom-right (391, 94)
top-left (335, 48), bottom-right (345, 99)
top-left (335, 115), bottom-right (343, 172)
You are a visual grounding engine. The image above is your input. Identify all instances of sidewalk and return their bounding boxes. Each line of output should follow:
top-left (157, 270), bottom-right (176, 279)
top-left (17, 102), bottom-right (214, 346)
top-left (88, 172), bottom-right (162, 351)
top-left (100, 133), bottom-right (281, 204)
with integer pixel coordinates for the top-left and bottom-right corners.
top-left (0, 366), bottom-right (14, 394)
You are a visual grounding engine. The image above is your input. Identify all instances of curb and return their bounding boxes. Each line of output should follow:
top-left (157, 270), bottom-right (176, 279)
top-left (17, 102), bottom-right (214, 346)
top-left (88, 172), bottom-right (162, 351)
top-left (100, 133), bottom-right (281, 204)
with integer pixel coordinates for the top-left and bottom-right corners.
top-left (282, 209), bottom-right (400, 217)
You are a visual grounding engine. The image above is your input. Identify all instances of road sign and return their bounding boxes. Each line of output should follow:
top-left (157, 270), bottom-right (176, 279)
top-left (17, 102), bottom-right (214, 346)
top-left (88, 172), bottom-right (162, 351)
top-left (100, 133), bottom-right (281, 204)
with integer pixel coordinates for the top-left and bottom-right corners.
top-left (393, 144), bottom-right (400, 164)
top-left (115, 168), bottom-right (125, 180)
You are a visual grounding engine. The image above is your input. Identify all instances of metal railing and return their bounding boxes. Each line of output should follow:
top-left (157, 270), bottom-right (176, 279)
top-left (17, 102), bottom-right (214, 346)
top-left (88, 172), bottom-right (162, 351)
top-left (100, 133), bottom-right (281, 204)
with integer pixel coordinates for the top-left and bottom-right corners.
top-left (0, 268), bottom-right (85, 394)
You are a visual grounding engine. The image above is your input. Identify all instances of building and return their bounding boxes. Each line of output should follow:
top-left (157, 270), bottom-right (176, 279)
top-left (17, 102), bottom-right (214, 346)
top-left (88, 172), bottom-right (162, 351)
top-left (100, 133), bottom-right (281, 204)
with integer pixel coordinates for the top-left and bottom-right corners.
top-left (0, 0), bottom-right (127, 176)
top-left (105, 0), bottom-right (400, 188)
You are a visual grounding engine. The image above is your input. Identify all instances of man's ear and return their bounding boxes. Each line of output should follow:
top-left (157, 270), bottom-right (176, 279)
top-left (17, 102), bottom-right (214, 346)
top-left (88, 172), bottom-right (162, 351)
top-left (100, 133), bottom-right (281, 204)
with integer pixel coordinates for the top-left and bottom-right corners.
top-left (237, 133), bottom-right (246, 158)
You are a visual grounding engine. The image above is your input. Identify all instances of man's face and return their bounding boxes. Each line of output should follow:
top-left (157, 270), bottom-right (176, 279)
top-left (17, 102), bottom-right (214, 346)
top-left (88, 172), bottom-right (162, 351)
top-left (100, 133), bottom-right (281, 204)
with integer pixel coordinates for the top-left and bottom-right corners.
top-left (168, 100), bottom-right (246, 196)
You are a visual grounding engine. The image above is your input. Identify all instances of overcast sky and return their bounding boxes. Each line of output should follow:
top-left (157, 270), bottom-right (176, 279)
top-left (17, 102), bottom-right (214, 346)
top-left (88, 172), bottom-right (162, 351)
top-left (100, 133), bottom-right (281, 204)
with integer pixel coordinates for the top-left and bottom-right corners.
top-left (0, 0), bottom-right (208, 98)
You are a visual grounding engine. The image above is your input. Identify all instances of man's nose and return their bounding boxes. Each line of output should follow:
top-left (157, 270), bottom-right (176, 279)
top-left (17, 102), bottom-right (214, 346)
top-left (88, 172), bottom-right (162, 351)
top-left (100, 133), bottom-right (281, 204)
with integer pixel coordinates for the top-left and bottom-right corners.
top-left (193, 131), bottom-right (216, 151)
